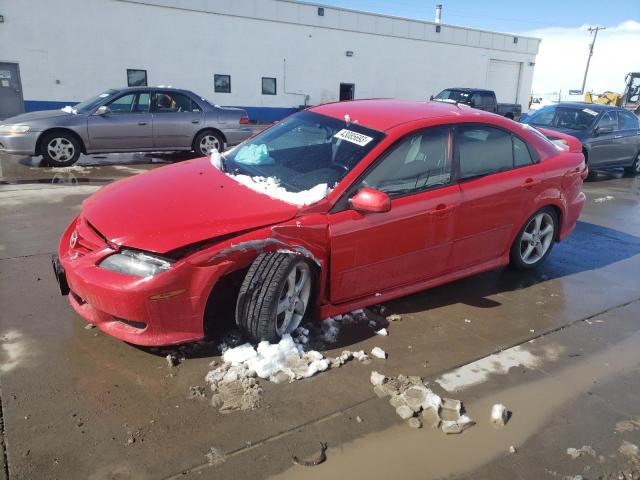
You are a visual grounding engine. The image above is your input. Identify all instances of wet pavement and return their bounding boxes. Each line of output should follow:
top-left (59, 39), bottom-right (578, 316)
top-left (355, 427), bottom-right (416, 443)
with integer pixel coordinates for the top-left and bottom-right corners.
top-left (1, 152), bottom-right (639, 479)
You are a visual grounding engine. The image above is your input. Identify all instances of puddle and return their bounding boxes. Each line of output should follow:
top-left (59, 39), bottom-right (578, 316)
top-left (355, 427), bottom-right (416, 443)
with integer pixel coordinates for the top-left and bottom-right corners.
top-left (270, 331), bottom-right (640, 480)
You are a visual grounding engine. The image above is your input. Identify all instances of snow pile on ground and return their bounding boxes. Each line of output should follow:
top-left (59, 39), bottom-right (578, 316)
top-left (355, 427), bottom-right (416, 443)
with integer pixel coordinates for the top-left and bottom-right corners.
top-left (229, 174), bottom-right (330, 206)
top-left (593, 195), bottom-right (615, 203)
top-left (60, 106), bottom-right (78, 114)
top-left (372, 373), bottom-right (475, 433)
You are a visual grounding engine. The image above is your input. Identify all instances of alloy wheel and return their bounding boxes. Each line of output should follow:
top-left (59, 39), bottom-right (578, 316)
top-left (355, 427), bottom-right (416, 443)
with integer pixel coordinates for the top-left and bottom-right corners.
top-left (519, 212), bottom-right (555, 265)
top-left (47, 138), bottom-right (75, 162)
top-left (199, 135), bottom-right (220, 155)
top-left (275, 262), bottom-right (311, 336)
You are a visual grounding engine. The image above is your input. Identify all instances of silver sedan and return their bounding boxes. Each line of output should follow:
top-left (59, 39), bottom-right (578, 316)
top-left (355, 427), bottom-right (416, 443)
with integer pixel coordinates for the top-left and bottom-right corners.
top-left (0, 87), bottom-right (253, 166)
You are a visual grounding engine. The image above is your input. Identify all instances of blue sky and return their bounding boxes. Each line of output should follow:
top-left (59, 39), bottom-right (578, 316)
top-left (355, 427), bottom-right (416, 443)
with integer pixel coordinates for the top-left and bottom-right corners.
top-left (318, 0), bottom-right (640, 33)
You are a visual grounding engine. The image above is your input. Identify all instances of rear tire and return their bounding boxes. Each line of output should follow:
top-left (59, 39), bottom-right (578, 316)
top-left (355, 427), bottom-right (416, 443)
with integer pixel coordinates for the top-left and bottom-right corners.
top-left (624, 152), bottom-right (640, 176)
top-left (236, 253), bottom-right (314, 343)
top-left (509, 207), bottom-right (558, 270)
top-left (193, 130), bottom-right (224, 156)
top-left (40, 132), bottom-right (81, 167)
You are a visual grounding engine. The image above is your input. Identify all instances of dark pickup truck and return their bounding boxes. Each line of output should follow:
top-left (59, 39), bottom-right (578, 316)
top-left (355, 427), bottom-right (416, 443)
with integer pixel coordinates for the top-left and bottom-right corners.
top-left (431, 88), bottom-right (522, 121)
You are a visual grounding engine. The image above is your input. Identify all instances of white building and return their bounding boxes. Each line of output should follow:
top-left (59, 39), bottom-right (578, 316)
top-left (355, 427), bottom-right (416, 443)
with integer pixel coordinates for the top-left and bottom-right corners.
top-left (0, 0), bottom-right (540, 121)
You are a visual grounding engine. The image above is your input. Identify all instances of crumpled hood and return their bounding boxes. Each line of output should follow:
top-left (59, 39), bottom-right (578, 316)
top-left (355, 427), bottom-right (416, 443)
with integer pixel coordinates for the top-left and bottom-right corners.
top-left (3, 109), bottom-right (78, 123)
top-left (82, 158), bottom-right (300, 254)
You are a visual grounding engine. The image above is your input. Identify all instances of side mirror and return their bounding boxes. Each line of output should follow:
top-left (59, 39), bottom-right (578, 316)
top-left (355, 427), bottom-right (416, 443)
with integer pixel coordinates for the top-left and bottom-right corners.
top-left (349, 187), bottom-right (391, 213)
top-left (429, 95), bottom-right (434, 101)
top-left (95, 105), bottom-right (111, 116)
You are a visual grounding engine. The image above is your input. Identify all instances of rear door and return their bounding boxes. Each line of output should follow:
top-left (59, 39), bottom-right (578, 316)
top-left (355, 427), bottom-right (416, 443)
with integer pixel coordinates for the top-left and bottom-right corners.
top-left (87, 91), bottom-right (153, 151)
top-left (329, 126), bottom-right (461, 303)
top-left (450, 124), bottom-right (546, 270)
top-left (151, 91), bottom-right (204, 149)
top-left (617, 109), bottom-right (640, 165)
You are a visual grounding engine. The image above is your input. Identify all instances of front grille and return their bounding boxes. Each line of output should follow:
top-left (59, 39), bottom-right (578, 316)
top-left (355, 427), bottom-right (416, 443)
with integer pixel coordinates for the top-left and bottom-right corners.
top-left (70, 290), bottom-right (86, 305)
top-left (71, 218), bottom-right (107, 256)
top-left (117, 319), bottom-right (147, 330)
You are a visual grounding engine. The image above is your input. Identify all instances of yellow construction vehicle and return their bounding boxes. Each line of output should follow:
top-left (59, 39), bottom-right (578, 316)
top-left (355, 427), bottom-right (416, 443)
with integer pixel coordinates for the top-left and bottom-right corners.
top-left (584, 72), bottom-right (640, 114)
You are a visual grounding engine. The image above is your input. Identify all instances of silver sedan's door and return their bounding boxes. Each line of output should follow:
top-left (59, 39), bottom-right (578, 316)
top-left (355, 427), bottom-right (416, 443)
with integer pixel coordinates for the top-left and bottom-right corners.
top-left (87, 92), bottom-right (153, 151)
top-left (151, 91), bottom-right (204, 149)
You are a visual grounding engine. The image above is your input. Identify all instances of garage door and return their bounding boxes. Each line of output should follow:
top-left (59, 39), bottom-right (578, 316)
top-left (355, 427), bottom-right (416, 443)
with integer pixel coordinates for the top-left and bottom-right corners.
top-left (486, 60), bottom-right (521, 103)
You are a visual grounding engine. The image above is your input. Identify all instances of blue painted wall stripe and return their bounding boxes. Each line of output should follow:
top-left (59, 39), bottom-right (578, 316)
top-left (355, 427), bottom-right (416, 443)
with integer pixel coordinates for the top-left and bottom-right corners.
top-left (23, 100), bottom-right (299, 123)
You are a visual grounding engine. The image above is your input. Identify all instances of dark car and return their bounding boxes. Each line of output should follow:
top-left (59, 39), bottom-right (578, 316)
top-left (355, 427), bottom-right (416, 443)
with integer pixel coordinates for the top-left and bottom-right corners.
top-left (522, 103), bottom-right (640, 176)
top-left (0, 87), bottom-right (252, 166)
top-left (432, 88), bottom-right (522, 121)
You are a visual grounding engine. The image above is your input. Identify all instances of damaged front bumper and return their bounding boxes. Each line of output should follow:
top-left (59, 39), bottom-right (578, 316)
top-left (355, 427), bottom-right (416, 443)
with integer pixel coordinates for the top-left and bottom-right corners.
top-left (57, 216), bottom-right (228, 346)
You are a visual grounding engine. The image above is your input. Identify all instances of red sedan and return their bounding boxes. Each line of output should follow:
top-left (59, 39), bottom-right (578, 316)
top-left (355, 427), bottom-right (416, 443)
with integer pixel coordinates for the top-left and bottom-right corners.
top-left (53, 100), bottom-right (587, 346)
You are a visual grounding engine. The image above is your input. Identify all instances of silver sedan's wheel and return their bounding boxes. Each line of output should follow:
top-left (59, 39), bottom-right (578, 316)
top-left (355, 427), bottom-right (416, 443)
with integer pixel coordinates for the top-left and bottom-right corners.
top-left (194, 131), bottom-right (224, 155)
top-left (275, 262), bottom-right (311, 336)
top-left (519, 212), bottom-right (555, 265)
top-left (41, 132), bottom-right (81, 166)
top-left (47, 138), bottom-right (75, 162)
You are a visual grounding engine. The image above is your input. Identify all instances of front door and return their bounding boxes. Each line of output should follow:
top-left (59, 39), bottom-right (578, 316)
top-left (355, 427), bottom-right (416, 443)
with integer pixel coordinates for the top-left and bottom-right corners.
top-left (151, 90), bottom-right (204, 149)
top-left (329, 126), bottom-right (460, 303)
top-left (589, 111), bottom-right (621, 166)
top-left (0, 62), bottom-right (25, 120)
top-left (87, 91), bottom-right (153, 151)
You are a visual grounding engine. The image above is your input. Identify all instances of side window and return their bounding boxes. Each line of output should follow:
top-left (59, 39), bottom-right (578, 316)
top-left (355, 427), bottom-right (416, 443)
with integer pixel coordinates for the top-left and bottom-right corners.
top-left (619, 111), bottom-right (639, 130)
top-left (598, 112), bottom-right (618, 131)
top-left (481, 93), bottom-right (496, 108)
top-left (108, 93), bottom-right (136, 113)
top-left (513, 136), bottom-right (534, 167)
top-left (457, 125), bottom-right (513, 179)
top-left (470, 93), bottom-right (482, 107)
top-left (154, 92), bottom-right (200, 113)
top-left (361, 127), bottom-right (451, 196)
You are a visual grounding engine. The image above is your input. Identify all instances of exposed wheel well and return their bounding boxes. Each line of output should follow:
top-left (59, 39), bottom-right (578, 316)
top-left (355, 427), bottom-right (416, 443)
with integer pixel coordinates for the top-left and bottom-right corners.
top-left (36, 128), bottom-right (86, 155)
top-left (547, 204), bottom-right (562, 241)
top-left (505, 113), bottom-right (514, 119)
top-left (192, 128), bottom-right (227, 150)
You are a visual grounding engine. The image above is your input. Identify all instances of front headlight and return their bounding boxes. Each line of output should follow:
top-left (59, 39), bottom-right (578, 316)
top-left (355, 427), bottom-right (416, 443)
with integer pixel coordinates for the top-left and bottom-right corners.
top-left (0, 125), bottom-right (31, 134)
top-left (99, 249), bottom-right (173, 277)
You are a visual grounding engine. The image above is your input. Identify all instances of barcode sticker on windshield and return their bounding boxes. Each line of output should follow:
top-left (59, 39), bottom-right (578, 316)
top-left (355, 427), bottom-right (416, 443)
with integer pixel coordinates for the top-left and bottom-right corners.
top-left (334, 129), bottom-right (373, 146)
top-left (582, 108), bottom-right (598, 116)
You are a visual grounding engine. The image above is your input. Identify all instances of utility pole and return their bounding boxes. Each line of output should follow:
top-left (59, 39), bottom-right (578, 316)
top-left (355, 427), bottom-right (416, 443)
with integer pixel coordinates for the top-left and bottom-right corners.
top-left (581, 26), bottom-right (605, 94)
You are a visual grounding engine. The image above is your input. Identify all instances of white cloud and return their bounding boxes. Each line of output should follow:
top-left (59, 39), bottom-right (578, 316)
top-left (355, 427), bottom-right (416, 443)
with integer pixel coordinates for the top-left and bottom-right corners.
top-left (523, 20), bottom-right (640, 96)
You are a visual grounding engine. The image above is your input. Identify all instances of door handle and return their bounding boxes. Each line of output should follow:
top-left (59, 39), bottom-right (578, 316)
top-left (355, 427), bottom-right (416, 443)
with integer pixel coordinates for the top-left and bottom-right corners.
top-left (191, 120), bottom-right (200, 124)
top-left (138, 121), bottom-right (148, 126)
top-left (428, 203), bottom-right (455, 216)
top-left (521, 177), bottom-right (542, 189)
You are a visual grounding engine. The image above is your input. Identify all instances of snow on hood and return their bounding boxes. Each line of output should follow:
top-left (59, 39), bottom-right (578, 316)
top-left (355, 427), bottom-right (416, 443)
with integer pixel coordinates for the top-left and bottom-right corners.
top-left (60, 105), bottom-right (78, 114)
top-left (210, 150), bottom-right (331, 206)
top-left (230, 175), bottom-right (330, 206)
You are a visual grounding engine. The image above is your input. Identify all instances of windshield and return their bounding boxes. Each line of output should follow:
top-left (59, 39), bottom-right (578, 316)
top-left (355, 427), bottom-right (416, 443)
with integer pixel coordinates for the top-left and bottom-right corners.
top-left (524, 106), bottom-right (598, 131)
top-left (73, 90), bottom-right (118, 113)
top-left (434, 89), bottom-right (471, 102)
top-left (223, 111), bottom-right (385, 196)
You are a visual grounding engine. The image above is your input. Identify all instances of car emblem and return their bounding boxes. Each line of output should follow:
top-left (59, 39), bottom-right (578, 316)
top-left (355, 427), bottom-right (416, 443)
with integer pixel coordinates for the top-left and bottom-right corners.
top-left (70, 230), bottom-right (78, 249)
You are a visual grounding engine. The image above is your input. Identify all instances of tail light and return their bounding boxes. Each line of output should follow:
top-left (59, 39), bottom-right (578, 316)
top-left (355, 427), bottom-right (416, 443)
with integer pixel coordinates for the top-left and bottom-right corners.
top-left (239, 115), bottom-right (249, 125)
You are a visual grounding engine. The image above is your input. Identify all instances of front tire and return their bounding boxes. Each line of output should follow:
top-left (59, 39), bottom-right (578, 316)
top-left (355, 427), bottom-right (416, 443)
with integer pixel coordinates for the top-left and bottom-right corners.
top-left (40, 132), bottom-right (81, 167)
top-left (236, 253), bottom-right (313, 343)
top-left (509, 207), bottom-right (558, 270)
top-left (624, 152), bottom-right (640, 176)
top-left (193, 130), bottom-right (224, 156)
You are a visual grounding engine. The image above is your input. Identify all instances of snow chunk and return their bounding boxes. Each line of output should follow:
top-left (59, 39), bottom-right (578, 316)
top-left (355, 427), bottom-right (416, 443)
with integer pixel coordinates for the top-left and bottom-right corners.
top-left (321, 317), bottom-right (340, 343)
top-left (371, 347), bottom-right (387, 359)
top-left (375, 328), bottom-right (388, 336)
top-left (490, 403), bottom-right (509, 427)
top-left (593, 195), bottom-right (615, 203)
top-left (222, 343), bottom-right (257, 365)
top-left (370, 371), bottom-right (386, 386)
top-left (228, 174), bottom-right (330, 206)
top-left (61, 105), bottom-right (77, 114)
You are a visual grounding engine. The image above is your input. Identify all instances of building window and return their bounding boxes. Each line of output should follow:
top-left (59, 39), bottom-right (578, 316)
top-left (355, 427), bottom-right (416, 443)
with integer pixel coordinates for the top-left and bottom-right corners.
top-left (214, 74), bottom-right (231, 93)
top-left (317, 7), bottom-right (324, 16)
top-left (127, 69), bottom-right (147, 87)
top-left (262, 77), bottom-right (277, 95)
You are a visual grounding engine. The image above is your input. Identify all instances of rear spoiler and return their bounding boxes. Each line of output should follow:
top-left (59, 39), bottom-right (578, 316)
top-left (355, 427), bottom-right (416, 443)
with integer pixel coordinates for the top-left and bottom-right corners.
top-left (535, 127), bottom-right (583, 153)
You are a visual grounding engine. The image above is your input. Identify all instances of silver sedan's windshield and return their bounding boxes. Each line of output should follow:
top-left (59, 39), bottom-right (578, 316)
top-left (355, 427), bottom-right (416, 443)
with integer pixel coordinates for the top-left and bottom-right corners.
top-left (224, 111), bottom-right (384, 193)
top-left (73, 90), bottom-right (117, 113)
